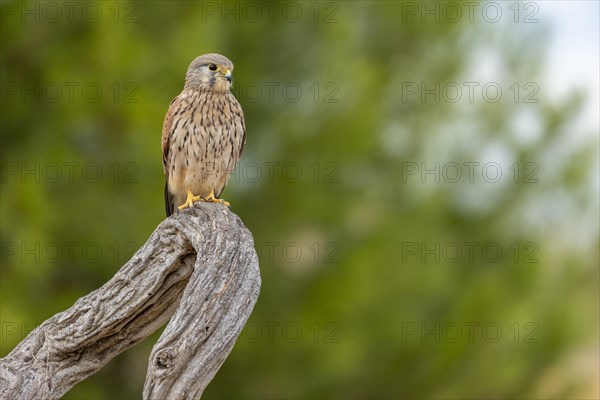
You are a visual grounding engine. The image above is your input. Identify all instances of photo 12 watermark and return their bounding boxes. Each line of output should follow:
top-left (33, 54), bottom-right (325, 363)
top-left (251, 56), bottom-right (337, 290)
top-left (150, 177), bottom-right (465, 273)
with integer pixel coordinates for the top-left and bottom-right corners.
top-left (240, 321), bottom-right (340, 344)
top-left (255, 241), bottom-right (340, 264)
top-left (399, 82), bottom-right (539, 104)
top-left (231, 81), bottom-right (340, 104)
top-left (1, 162), bottom-right (140, 184)
top-left (0, 1), bottom-right (139, 24)
top-left (196, 2), bottom-right (340, 24)
top-left (400, 241), bottom-right (539, 264)
top-left (399, 2), bottom-right (540, 24)
top-left (1, 240), bottom-right (142, 265)
top-left (400, 162), bottom-right (539, 184)
top-left (401, 321), bottom-right (540, 343)
top-left (1, 81), bottom-right (140, 104)
top-left (230, 161), bottom-right (340, 185)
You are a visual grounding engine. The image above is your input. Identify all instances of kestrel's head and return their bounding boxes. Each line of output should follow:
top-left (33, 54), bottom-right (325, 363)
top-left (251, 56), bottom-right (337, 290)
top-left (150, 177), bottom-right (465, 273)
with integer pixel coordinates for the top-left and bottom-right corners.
top-left (184, 53), bottom-right (235, 92)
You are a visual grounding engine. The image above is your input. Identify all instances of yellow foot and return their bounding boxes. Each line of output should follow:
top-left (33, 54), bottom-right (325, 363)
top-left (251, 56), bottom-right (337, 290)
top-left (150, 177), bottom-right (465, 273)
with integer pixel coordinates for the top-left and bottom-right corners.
top-left (178, 190), bottom-right (203, 210)
top-left (203, 190), bottom-right (230, 207)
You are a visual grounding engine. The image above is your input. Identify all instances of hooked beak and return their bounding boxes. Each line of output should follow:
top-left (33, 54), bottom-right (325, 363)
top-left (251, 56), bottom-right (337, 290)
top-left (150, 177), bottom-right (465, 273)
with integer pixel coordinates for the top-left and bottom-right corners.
top-left (224, 69), bottom-right (232, 83)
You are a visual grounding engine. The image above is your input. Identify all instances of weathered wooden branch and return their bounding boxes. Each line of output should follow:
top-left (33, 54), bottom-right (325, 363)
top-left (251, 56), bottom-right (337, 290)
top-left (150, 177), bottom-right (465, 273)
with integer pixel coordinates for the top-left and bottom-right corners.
top-left (0, 203), bottom-right (261, 399)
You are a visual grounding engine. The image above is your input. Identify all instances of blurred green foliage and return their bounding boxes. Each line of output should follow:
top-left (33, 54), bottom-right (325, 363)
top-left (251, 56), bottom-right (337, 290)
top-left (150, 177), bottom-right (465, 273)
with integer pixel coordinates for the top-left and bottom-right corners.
top-left (1, 1), bottom-right (598, 399)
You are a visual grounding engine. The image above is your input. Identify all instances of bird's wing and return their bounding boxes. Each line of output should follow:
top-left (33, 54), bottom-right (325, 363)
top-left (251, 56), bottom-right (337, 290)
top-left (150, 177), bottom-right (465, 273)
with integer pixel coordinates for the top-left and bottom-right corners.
top-left (162, 95), bottom-right (182, 216)
top-left (238, 109), bottom-right (247, 160)
top-left (231, 94), bottom-right (246, 162)
top-left (162, 96), bottom-right (181, 174)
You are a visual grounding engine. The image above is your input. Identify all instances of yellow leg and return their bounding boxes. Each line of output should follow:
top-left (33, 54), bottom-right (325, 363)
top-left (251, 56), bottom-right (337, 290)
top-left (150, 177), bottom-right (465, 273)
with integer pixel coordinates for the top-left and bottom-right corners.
top-left (204, 190), bottom-right (230, 207)
top-left (178, 189), bottom-right (203, 210)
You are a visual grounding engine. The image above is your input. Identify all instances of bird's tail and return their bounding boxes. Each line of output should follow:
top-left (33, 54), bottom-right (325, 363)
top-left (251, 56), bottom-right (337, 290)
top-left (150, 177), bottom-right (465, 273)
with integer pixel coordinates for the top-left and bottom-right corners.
top-left (165, 181), bottom-right (175, 217)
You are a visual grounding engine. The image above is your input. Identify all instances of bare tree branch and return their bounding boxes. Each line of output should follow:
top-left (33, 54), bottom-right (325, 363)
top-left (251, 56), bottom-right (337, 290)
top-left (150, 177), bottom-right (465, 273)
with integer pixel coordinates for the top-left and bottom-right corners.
top-left (0, 203), bottom-right (261, 400)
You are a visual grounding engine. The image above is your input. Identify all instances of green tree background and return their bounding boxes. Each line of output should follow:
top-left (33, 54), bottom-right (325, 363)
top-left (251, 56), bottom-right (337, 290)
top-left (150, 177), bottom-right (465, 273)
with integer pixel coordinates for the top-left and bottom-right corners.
top-left (1, 1), bottom-right (598, 399)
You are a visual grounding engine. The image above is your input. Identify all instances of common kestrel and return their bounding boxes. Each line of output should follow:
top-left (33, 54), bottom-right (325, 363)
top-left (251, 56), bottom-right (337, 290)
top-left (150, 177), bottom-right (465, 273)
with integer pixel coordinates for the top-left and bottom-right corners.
top-left (162, 54), bottom-right (246, 216)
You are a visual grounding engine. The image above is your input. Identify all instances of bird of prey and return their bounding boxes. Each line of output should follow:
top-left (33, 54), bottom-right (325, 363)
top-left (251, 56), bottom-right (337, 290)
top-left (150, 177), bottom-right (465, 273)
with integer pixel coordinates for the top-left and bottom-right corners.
top-left (161, 54), bottom-right (246, 216)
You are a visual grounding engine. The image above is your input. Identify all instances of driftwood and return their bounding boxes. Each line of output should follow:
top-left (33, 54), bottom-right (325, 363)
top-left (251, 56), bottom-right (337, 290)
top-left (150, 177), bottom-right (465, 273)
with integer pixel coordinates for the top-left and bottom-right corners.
top-left (0, 203), bottom-right (261, 399)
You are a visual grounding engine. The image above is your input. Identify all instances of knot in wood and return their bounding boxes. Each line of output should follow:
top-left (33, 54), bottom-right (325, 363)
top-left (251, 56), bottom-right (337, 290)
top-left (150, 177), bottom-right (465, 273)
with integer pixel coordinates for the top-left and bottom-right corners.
top-left (154, 347), bottom-right (176, 369)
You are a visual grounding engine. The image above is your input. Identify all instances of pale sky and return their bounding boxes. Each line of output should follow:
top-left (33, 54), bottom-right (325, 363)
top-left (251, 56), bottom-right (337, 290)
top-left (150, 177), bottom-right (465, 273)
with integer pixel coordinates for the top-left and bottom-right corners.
top-left (543, 1), bottom-right (599, 134)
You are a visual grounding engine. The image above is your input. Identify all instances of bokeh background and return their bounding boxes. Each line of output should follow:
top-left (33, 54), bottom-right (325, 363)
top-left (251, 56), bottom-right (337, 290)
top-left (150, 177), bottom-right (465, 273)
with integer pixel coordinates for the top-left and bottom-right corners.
top-left (1, 1), bottom-right (598, 399)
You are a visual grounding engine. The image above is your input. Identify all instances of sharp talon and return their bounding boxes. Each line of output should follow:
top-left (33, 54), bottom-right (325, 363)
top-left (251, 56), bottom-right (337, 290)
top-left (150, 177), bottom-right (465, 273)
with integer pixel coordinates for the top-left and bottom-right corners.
top-left (203, 190), bottom-right (231, 207)
top-left (178, 190), bottom-right (202, 210)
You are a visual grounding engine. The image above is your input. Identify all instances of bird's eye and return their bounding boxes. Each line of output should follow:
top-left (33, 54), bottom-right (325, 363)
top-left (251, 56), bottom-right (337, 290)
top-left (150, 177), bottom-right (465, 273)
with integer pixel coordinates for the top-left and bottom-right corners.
top-left (208, 64), bottom-right (218, 71)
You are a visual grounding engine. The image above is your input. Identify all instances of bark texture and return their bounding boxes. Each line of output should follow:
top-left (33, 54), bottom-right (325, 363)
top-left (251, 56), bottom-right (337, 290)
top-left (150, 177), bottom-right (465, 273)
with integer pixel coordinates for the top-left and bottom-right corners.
top-left (0, 203), bottom-right (260, 400)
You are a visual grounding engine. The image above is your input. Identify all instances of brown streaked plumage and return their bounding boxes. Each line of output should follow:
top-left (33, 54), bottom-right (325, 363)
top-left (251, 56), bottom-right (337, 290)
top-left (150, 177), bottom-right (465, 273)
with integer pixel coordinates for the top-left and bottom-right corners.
top-left (162, 54), bottom-right (246, 216)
